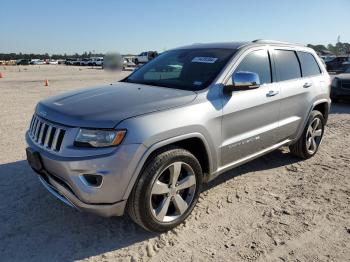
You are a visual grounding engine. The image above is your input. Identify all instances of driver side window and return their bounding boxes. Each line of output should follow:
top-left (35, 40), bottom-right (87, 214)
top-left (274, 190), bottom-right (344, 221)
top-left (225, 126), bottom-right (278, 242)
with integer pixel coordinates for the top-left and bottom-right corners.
top-left (228, 49), bottom-right (272, 85)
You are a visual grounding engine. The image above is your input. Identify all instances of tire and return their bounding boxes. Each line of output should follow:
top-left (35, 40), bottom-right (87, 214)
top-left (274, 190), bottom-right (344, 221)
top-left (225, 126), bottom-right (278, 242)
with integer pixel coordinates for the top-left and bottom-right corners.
top-left (289, 110), bottom-right (325, 159)
top-left (127, 146), bottom-right (203, 232)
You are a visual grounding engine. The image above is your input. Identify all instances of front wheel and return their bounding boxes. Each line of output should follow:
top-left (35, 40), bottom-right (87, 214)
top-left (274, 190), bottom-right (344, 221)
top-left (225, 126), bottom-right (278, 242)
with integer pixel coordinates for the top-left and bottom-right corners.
top-left (127, 147), bottom-right (203, 232)
top-left (289, 110), bottom-right (325, 159)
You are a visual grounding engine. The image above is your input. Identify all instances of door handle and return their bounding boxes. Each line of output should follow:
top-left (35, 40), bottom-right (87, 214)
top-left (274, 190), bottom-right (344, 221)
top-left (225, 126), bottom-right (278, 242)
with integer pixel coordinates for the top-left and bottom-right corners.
top-left (303, 82), bottom-right (312, 88)
top-left (266, 90), bottom-right (279, 97)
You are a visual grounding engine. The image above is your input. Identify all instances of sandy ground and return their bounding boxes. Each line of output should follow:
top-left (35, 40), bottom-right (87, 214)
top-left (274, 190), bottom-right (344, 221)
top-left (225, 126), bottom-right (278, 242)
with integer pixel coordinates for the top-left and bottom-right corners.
top-left (0, 65), bottom-right (349, 262)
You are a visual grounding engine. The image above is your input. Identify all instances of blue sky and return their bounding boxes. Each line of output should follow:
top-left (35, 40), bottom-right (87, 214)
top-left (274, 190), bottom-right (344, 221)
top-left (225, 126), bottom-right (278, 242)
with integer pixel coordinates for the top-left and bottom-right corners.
top-left (1, 0), bottom-right (349, 54)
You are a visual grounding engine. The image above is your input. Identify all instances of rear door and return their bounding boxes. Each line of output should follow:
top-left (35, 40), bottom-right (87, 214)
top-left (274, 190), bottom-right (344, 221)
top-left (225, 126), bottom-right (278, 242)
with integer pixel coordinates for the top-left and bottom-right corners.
top-left (272, 49), bottom-right (314, 141)
top-left (221, 48), bottom-right (281, 166)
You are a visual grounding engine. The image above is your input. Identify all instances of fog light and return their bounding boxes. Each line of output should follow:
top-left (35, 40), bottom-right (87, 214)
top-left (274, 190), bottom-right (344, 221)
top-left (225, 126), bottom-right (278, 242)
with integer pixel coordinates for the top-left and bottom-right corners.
top-left (82, 174), bottom-right (103, 187)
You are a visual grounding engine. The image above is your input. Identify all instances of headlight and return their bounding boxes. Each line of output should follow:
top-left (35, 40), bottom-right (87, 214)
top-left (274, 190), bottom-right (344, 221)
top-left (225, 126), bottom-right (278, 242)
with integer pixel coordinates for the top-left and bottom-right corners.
top-left (75, 129), bottom-right (126, 147)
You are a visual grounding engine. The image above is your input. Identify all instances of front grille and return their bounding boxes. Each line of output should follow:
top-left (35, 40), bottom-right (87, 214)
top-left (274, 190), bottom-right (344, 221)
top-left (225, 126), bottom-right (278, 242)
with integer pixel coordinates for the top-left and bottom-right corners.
top-left (341, 80), bottom-right (350, 89)
top-left (28, 115), bottom-right (66, 152)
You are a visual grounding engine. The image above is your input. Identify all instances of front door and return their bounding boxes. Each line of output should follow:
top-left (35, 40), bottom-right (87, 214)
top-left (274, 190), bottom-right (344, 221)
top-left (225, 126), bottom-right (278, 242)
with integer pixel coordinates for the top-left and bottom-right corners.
top-left (220, 48), bottom-right (281, 166)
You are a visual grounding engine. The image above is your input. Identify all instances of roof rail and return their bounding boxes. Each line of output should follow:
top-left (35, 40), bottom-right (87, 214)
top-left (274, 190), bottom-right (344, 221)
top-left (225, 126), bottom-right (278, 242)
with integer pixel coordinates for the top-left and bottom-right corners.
top-left (252, 39), bottom-right (304, 46)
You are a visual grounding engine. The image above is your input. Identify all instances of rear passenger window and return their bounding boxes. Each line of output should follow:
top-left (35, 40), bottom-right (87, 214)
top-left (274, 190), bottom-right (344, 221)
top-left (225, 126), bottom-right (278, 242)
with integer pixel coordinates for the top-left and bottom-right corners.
top-left (297, 51), bottom-right (321, 76)
top-left (232, 49), bottom-right (271, 84)
top-left (274, 50), bottom-right (301, 81)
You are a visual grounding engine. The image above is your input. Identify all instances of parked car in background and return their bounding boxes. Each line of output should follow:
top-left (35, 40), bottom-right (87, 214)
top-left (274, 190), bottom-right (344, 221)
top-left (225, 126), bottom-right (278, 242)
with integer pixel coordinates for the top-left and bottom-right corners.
top-left (326, 56), bottom-right (350, 73)
top-left (331, 67), bottom-right (350, 102)
top-left (49, 60), bottom-right (58, 65)
top-left (30, 59), bottom-right (45, 65)
top-left (72, 58), bottom-right (82, 66)
top-left (123, 57), bottom-right (136, 69)
top-left (65, 58), bottom-right (75, 65)
top-left (320, 55), bottom-right (336, 63)
top-left (80, 58), bottom-right (91, 66)
top-left (16, 59), bottom-right (30, 65)
top-left (134, 51), bottom-right (158, 64)
top-left (26, 40), bottom-right (330, 232)
top-left (89, 57), bottom-right (103, 66)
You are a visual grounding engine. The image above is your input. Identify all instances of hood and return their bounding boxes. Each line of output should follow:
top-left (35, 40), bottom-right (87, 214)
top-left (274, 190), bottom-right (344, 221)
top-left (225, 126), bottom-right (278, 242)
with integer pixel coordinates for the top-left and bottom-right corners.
top-left (36, 82), bottom-right (197, 128)
top-left (335, 73), bottom-right (350, 80)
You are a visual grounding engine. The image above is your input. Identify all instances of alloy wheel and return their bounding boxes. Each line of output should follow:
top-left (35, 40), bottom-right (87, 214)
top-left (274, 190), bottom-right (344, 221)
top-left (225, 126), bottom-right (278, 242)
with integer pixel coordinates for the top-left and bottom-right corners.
top-left (150, 162), bottom-right (196, 222)
top-left (306, 117), bottom-right (323, 154)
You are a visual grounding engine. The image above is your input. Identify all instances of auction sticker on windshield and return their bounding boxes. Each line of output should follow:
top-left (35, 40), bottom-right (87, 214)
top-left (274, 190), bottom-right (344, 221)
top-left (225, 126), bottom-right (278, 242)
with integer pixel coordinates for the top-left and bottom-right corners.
top-left (192, 57), bottom-right (218, 63)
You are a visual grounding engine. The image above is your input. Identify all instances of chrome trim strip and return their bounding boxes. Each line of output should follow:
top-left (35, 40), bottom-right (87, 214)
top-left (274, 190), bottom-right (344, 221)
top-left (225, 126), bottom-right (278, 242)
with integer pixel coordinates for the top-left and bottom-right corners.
top-left (216, 139), bottom-right (291, 176)
top-left (38, 176), bottom-right (76, 208)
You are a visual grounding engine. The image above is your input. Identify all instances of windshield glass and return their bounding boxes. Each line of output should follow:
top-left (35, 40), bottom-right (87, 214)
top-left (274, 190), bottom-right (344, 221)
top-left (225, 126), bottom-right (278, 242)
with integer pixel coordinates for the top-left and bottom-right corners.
top-left (125, 48), bottom-right (236, 91)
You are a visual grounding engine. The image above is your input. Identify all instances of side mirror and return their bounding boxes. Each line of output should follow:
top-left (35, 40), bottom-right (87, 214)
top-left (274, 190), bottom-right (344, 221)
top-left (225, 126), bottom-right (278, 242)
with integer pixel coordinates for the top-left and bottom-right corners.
top-left (224, 71), bottom-right (260, 93)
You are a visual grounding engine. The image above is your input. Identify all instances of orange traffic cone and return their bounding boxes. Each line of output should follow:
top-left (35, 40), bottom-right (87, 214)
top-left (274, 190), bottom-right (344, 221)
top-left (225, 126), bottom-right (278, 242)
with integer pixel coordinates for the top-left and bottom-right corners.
top-left (44, 79), bottom-right (49, 86)
top-left (0, 72), bottom-right (3, 78)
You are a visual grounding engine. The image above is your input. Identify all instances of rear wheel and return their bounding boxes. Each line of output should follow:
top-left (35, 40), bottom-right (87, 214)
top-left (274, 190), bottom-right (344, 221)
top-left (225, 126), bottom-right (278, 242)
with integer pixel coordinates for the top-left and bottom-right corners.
top-left (127, 147), bottom-right (202, 232)
top-left (289, 110), bottom-right (325, 159)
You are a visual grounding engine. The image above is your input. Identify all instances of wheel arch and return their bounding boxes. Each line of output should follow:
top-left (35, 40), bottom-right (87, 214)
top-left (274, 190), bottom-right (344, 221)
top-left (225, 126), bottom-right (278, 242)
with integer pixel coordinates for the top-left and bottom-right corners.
top-left (312, 100), bottom-right (330, 122)
top-left (122, 133), bottom-right (213, 200)
top-left (293, 99), bottom-right (330, 144)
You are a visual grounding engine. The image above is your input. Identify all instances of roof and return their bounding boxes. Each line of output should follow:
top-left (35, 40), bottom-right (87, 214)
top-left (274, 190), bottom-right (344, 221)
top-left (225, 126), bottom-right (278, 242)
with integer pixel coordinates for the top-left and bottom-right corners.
top-left (173, 40), bottom-right (304, 50)
top-left (175, 42), bottom-right (249, 50)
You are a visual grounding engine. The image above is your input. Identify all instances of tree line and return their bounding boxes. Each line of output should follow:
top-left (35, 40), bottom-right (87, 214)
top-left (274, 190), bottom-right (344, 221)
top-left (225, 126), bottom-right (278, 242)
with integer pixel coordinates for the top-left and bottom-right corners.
top-left (1, 42), bottom-right (350, 61)
top-left (307, 42), bottom-right (350, 55)
top-left (0, 51), bottom-right (105, 61)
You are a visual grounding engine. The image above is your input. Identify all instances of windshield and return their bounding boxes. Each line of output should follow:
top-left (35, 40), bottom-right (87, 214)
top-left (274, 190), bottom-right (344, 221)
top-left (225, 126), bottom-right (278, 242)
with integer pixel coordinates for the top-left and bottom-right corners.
top-left (125, 48), bottom-right (236, 91)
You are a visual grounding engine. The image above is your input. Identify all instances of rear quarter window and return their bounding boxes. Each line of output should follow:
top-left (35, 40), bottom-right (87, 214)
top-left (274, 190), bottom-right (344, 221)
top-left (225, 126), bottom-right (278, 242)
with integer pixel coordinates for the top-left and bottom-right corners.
top-left (297, 51), bottom-right (321, 77)
top-left (274, 50), bottom-right (301, 81)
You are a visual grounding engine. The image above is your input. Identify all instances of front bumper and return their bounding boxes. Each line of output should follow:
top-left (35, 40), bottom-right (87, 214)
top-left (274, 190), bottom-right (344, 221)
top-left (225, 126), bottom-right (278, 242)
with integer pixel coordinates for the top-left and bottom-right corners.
top-left (26, 131), bottom-right (147, 217)
top-left (38, 169), bottom-right (127, 217)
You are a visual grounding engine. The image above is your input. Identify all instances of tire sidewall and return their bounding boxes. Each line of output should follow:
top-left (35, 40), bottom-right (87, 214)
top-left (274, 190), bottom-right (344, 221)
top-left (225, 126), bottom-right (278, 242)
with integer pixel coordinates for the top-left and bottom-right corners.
top-left (301, 111), bottom-right (325, 158)
top-left (138, 149), bottom-right (202, 232)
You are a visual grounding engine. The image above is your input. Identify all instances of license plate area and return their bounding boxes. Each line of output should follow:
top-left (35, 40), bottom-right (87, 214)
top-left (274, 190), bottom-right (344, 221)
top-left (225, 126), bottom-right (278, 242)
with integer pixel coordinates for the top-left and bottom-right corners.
top-left (26, 147), bottom-right (43, 172)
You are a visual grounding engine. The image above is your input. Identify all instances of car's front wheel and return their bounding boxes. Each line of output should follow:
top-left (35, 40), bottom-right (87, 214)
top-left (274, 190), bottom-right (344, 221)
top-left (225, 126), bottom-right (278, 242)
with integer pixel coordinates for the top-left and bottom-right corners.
top-left (127, 146), bottom-right (202, 232)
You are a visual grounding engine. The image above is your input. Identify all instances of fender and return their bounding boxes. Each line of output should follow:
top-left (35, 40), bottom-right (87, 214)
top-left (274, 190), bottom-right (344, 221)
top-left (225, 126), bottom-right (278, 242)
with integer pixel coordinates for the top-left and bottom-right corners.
top-left (292, 98), bottom-right (331, 143)
top-left (122, 132), bottom-right (213, 200)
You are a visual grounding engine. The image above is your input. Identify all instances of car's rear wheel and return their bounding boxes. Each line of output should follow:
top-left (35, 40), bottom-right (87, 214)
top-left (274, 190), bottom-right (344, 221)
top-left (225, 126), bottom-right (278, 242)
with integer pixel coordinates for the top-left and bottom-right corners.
top-left (289, 110), bottom-right (325, 159)
top-left (127, 146), bottom-right (202, 232)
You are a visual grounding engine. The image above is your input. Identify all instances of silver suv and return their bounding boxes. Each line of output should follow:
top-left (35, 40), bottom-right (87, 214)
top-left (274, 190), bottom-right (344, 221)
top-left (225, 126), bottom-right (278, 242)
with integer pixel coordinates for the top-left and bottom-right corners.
top-left (26, 40), bottom-right (331, 232)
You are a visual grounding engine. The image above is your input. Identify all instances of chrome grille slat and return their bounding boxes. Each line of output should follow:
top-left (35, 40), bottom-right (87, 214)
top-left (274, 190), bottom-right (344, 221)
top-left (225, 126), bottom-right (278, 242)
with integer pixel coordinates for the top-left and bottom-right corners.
top-left (29, 116), bottom-right (35, 133)
top-left (31, 118), bottom-right (38, 136)
top-left (28, 115), bottom-right (66, 152)
top-left (51, 128), bottom-right (61, 151)
top-left (34, 122), bottom-right (41, 140)
top-left (38, 123), bottom-right (46, 143)
top-left (44, 125), bottom-right (52, 147)
top-left (30, 118), bottom-right (34, 135)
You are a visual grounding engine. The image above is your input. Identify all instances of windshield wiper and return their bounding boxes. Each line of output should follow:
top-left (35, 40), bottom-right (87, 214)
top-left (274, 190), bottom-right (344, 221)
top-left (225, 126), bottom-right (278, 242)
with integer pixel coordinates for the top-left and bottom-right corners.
top-left (139, 81), bottom-right (170, 88)
top-left (124, 79), bottom-right (181, 89)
